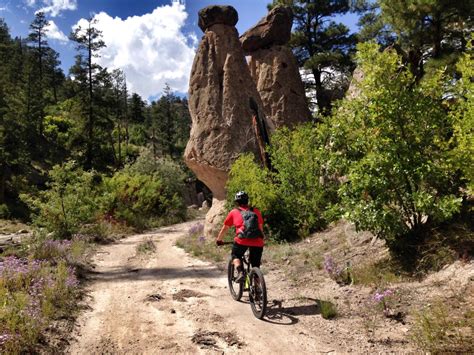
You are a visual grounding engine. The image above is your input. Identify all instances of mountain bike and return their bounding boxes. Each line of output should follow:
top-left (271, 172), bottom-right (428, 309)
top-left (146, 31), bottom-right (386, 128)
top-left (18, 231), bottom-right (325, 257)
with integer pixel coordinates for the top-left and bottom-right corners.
top-left (226, 247), bottom-right (267, 319)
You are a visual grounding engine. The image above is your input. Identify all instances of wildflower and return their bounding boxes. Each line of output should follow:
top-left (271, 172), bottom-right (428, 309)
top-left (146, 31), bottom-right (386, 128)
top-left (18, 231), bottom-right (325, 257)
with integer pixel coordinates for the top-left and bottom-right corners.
top-left (0, 332), bottom-right (13, 346)
top-left (198, 235), bottom-right (206, 243)
top-left (188, 222), bottom-right (204, 236)
top-left (323, 255), bottom-right (342, 278)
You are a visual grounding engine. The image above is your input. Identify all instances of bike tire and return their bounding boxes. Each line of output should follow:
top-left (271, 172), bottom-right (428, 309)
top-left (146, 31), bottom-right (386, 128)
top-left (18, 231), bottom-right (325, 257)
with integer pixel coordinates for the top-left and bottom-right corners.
top-left (249, 267), bottom-right (267, 319)
top-left (227, 258), bottom-right (243, 301)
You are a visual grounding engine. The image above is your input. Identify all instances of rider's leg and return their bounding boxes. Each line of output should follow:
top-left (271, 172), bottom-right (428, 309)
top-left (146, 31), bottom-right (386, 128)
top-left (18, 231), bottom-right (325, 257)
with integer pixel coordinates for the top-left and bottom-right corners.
top-left (231, 243), bottom-right (247, 270)
top-left (249, 246), bottom-right (263, 268)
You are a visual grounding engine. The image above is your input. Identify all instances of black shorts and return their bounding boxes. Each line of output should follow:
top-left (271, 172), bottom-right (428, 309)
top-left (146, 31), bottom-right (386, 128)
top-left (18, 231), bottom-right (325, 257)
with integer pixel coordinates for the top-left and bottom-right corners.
top-left (231, 242), bottom-right (263, 267)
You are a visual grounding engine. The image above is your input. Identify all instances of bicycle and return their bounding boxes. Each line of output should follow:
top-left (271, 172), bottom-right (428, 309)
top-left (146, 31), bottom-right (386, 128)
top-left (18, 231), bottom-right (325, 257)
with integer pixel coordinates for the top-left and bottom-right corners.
top-left (226, 246), bottom-right (267, 319)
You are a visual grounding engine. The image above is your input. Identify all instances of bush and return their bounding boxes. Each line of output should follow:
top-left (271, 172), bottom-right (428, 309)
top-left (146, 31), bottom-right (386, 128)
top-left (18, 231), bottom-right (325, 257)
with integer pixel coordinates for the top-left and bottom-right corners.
top-left (226, 154), bottom-right (295, 241)
top-left (21, 161), bottom-right (102, 239)
top-left (270, 124), bottom-right (341, 236)
top-left (449, 43), bottom-right (474, 194)
top-left (330, 42), bottom-right (464, 246)
top-left (101, 152), bottom-right (187, 229)
top-left (0, 204), bottom-right (10, 219)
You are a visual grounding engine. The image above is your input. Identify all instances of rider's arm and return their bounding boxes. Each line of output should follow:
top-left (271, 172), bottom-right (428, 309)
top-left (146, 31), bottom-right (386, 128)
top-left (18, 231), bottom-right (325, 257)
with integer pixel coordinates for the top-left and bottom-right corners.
top-left (216, 224), bottom-right (230, 242)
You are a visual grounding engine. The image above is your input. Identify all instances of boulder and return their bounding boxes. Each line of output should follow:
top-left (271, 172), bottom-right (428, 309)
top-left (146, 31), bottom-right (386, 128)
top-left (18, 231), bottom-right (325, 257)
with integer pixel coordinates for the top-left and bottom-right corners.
top-left (247, 45), bottom-right (311, 127)
top-left (198, 5), bottom-right (238, 32)
top-left (241, 6), bottom-right (311, 127)
top-left (203, 199), bottom-right (227, 239)
top-left (240, 6), bottom-right (293, 54)
top-left (346, 66), bottom-right (364, 100)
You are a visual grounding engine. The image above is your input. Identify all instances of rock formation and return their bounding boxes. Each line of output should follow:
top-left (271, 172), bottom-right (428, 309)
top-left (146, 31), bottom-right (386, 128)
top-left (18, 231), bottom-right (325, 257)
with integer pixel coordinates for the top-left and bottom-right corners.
top-left (184, 5), bottom-right (272, 237)
top-left (240, 6), bottom-right (311, 127)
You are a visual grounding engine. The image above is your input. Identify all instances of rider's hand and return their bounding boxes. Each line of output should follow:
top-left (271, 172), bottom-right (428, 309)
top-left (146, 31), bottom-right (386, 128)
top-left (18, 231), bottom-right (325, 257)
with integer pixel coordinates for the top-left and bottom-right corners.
top-left (216, 239), bottom-right (224, 246)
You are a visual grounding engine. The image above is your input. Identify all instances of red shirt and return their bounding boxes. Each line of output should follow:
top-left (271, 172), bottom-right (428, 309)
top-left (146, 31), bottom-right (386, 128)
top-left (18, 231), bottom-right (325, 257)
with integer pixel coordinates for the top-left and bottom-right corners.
top-left (224, 206), bottom-right (264, 247)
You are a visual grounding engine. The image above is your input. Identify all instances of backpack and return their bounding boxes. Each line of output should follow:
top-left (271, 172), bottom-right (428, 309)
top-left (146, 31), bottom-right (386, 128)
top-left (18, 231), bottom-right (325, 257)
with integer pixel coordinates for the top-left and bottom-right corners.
top-left (237, 207), bottom-right (262, 239)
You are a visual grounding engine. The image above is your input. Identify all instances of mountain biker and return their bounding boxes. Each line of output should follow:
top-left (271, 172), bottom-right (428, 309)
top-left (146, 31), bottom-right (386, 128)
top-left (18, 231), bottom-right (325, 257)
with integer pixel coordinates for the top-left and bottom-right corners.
top-left (215, 191), bottom-right (264, 282)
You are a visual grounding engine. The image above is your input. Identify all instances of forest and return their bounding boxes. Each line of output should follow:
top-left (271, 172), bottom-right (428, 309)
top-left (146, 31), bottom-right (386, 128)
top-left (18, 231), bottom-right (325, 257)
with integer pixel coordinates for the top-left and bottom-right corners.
top-left (0, 0), bottom-right (473, 353)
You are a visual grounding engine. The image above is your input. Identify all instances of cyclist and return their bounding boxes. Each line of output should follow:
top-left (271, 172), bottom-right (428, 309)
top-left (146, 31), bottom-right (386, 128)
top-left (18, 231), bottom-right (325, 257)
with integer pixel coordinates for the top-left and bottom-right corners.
top-left (215, 191), bottom-right (264, 282)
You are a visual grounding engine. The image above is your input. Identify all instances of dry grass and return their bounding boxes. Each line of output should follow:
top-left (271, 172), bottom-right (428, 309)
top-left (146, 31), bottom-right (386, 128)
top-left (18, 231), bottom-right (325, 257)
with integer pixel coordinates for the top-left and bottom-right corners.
top-left (0, 219), bottom-right (30, 234)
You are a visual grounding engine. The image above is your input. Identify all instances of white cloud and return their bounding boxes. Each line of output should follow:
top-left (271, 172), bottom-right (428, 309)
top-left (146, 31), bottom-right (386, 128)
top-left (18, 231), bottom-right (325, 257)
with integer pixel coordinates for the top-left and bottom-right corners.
top-left (74, 1), bottom-right (196, 99)
top-left (46, 20), bottom-right (68, 42)
top-left (26, 0), bottom-right (77, 17)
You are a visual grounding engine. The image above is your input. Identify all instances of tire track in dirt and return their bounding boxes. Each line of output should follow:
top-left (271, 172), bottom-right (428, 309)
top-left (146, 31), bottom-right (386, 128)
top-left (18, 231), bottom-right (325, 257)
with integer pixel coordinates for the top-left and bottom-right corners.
top-left (68, 221), bottom-right (337, 354)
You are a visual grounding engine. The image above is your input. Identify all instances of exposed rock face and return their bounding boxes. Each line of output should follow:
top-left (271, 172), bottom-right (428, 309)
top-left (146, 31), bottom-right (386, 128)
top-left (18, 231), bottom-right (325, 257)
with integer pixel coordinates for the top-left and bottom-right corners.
top-left (185, 6), bottom-right (272, 236)
top-left (240, 6), bottom-right (293, 53)
top-left (346, 66), bottom-right (364, 100)
top-left (198, 5), bottom-right (238, 32)
top-left (248, 46), bottom-right (310, 127)
top-left (241, 6), bottom-right (310, 127)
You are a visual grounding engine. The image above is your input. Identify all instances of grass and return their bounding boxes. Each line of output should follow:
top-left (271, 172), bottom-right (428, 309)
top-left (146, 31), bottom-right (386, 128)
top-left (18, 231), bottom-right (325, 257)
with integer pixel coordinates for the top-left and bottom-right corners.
top-left (351, 258), bottom-right (403, 287)
top-left (175, 221), bottom-right (232, 263)
top-left (0, 219), bottom-right (30, 234)
top-left (318, 300), bottom-right (338, 319)
top-left (136, 238), bottom-right (156, 255)
top-left (0, 236), bottom-right (86, 353)
top-left (411, 299), bottom-right (474, 353)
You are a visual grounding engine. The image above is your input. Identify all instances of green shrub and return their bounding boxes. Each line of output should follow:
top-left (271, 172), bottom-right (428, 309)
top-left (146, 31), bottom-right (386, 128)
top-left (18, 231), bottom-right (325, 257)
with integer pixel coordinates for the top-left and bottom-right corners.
top-left (270, 124), bottom-right (341, 236)
top-left (226, 154), bottom-right (296, 241)
top-left (319, 300), bottom-right (338, 319)
top-left (330, 42), bottom-right (464, 246)
top-left (0, 204), bottom-right (10, 219)
top-left (21, 161), bottom-right (102, 238)
top-left (449, 43), bottom-right (474, 193)
top-left (102, 170), bottom-right (185, 230)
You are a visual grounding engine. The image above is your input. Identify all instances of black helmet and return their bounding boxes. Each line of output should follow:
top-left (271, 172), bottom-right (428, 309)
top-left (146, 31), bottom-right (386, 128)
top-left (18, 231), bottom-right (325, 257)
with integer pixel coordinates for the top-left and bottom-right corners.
top-left (234, 191), bottom-right (249, 205)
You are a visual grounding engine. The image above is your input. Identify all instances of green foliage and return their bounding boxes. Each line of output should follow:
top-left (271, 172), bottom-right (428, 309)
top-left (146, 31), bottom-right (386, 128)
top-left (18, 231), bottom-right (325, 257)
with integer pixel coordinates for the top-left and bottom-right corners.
top-left (101, 151), bottom-right (187, 229)
top-left (226, 154), bottom-right (295, 241)
top-left (227, 153), bottom-right (277, 213)
top-left (318, 300), bottom-right (338, 319)
top-left (331, 42), bottom-right (463, 244)
top-left (21, 161), bottom-right (101, 238)
top-left (270, 124), bottom-right (340, 235)
top-left (449, 43), bottom-right (474, 193)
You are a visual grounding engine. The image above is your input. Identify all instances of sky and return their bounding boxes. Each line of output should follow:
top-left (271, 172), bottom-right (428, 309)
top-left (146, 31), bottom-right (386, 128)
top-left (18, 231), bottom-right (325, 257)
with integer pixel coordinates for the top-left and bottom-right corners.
top-left (0, 0), bottom-right (359, 100)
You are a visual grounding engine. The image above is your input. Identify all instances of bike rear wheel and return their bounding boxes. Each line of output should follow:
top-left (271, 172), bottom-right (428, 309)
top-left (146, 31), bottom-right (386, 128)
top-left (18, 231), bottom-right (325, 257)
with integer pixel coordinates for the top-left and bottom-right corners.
top-left (249, 267), bottom-right (267, 319)
top-left (227, 258), bottom-right (243, 301)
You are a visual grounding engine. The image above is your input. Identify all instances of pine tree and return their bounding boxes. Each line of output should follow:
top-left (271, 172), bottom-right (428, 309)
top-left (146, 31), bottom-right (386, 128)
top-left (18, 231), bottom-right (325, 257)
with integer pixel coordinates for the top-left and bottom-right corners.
top-left (69, 17), bottom-right (106, 170)
top-left (269, 0), bottom-right (359, 115)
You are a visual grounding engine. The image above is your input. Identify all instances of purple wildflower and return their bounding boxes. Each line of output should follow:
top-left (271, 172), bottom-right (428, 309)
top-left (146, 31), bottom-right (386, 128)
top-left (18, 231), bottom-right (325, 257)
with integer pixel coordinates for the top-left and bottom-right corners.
top-left (188, 223), bottom-right (204, 236)
top-left (0, 332), bottom-right (13, 346)
top-left (65, 267), bottom-right (79, 288)
top-left (198, 235), bottom-right (206, 243)
top-left (372, 289), bottom-right (394, 303)
top-left (323, 255), bottom-right (342, 278)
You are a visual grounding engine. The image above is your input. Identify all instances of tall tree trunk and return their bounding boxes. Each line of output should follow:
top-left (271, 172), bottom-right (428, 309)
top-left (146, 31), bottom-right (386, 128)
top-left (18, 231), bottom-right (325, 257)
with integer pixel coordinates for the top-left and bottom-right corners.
top-left (117, 121), bottom-right (122, 167)
top-left (0, 166), bottom-right (6, 205)
top-left (86, 27), bottom-right (94, 170)
top-left (312, 68), bottom-right (331, 116)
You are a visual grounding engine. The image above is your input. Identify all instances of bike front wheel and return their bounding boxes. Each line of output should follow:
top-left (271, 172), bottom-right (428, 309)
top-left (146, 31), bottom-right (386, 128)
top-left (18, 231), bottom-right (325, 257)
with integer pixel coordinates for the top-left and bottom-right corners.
top-left (249, 267), bottom-right (267, 319)
top-left (227, 258), bottom-right (243, 301)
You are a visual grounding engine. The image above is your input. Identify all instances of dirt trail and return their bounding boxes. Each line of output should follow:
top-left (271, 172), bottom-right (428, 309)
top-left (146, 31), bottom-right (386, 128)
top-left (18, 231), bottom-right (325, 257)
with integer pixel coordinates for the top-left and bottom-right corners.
top-left (68, 221), bottom-right (337, 354)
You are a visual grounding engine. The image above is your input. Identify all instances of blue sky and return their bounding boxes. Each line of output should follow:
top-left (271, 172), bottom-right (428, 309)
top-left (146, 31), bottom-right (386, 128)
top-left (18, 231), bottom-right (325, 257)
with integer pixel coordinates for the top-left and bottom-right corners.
top-left (0, 0), bottom-right (359, 100)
